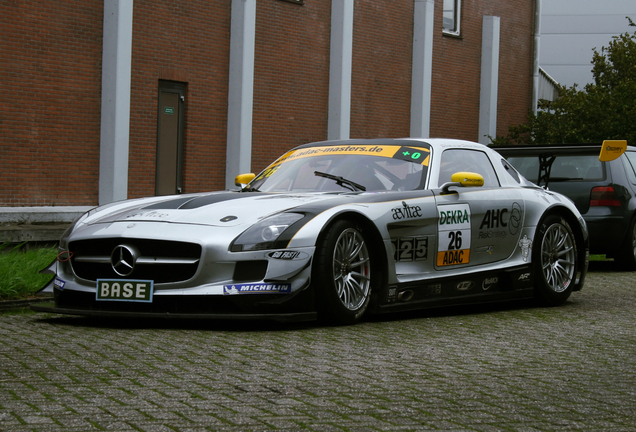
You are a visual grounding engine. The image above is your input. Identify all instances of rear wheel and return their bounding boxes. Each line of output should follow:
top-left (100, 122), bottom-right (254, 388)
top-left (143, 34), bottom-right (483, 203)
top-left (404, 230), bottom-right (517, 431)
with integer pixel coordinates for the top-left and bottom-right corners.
top-left (533, 215), bottom-right (578, 306)
top-left (614, 217), bottom-right (636, 271)
top-left (314, 220), bottom-right (373, 325)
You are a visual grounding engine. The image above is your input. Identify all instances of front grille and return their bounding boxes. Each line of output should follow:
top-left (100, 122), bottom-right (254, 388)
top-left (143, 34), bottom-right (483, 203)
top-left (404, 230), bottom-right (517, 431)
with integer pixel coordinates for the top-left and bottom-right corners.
top-left (69, 238), bottom-right (202, 283)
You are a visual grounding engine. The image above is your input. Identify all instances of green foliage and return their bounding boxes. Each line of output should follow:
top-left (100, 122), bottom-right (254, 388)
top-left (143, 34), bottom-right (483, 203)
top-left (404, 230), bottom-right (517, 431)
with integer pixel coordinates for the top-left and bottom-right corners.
top-left (492, 18), bottom-right (636, 146)
top-left (0, 243), bottom-right (57, 300)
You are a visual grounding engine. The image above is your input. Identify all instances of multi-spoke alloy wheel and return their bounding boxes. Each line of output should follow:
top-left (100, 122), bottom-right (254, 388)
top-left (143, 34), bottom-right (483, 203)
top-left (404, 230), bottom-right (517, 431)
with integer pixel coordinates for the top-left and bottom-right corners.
top-left (540, 223), bottom-right (576, 293)
top-left (314, 220), bottom-right (374, 325)
top-left (534, 215), bottom-right (579, 305)
top-left (332, 228), bottom-right (371, 310)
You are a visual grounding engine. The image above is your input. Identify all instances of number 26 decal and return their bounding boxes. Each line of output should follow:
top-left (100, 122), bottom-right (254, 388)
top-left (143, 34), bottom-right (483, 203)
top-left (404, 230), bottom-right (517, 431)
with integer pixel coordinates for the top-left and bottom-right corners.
top-left (447, 230), bottom-right (462, 250)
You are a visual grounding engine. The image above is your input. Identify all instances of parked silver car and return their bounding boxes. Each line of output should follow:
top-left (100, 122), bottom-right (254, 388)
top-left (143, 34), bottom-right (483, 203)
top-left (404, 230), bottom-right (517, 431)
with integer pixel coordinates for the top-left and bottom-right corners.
top-left (34, 138), bottom-right (590, 324)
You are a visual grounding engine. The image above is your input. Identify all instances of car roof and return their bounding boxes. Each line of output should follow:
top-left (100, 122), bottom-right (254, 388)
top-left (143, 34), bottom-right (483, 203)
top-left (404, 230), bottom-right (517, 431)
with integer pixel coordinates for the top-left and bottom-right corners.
top-left (295, 138), bottom-right (491, 152)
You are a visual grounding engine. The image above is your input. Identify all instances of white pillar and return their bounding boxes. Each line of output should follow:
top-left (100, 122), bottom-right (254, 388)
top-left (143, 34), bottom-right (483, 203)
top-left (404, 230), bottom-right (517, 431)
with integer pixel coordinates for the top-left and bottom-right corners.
top-left (478, 15), bottom-right (500, 144)
top-left (410, 0), bottom-right (435, 138)
top-left (532, 0), bottom-right (542, 115)
top-left (226, 0), bottom-right (256, 189)
top-left (328, 0), bottom-right (354, 140)
top-left (99, 0), bottom-right (133, 205)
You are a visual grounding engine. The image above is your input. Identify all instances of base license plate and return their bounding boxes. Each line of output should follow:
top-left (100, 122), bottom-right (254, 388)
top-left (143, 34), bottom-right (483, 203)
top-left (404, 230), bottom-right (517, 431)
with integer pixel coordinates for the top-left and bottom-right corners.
top-left (96, 279), bottom-right (154, 302)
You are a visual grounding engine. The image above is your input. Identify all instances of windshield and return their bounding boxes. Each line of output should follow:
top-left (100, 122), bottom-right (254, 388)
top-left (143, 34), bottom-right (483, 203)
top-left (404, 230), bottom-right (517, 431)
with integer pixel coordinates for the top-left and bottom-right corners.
top-left (250, 144), bottom-right (430, 193)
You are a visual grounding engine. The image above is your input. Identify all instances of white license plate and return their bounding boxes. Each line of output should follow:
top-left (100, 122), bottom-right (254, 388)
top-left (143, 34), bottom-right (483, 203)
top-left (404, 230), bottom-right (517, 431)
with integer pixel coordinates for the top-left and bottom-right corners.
top-left (96, 279), bottom-right (154, 302)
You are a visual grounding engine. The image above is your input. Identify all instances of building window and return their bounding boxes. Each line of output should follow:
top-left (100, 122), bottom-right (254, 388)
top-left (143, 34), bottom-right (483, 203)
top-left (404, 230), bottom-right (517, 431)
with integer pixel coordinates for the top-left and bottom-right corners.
top-left (443, 0), bottom-right (461, 36)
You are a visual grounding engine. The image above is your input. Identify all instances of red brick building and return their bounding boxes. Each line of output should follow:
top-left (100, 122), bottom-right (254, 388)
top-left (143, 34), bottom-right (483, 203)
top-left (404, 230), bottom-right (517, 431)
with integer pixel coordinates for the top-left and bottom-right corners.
top-left (0, 0), bottom-right (539, 208)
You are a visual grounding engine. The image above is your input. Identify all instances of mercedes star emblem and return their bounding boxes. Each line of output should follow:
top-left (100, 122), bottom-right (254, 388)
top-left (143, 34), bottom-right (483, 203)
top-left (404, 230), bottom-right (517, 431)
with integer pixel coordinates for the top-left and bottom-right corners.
top-left (110, 245), bottom-right (137, 276)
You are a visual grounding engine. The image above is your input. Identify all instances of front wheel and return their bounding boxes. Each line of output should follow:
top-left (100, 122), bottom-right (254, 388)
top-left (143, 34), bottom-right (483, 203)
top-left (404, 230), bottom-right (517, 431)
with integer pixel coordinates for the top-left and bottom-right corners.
top-left (533, 215), bottom-right (578, 306)
top-left (313, 220), bottom-right (373, 325)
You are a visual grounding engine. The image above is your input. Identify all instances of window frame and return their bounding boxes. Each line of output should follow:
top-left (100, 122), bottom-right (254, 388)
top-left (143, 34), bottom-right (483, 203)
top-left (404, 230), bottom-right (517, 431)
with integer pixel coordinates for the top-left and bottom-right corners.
top-left (442, 0), bottom-right (461, 37)
top-left (437, 149), bottom-right (500, 188)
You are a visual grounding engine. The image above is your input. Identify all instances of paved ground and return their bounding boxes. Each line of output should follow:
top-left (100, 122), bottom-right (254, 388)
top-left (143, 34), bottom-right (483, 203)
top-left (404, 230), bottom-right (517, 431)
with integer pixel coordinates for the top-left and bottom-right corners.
top-left (1, 261), bottom-right (635, 431)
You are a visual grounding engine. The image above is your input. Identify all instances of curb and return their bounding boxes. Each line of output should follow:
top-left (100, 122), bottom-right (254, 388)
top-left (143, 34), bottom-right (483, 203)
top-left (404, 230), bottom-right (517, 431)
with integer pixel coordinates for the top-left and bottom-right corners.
top-left (0, 296), bottom-right (53, 312)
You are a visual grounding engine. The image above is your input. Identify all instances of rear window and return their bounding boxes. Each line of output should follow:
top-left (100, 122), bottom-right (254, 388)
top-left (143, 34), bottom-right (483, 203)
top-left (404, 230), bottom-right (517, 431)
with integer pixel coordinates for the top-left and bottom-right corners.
top-left (507, 155), bottom-right (604, 183)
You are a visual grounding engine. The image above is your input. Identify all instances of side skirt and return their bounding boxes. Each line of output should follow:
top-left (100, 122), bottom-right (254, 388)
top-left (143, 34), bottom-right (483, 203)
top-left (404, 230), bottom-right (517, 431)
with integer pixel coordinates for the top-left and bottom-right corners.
top-left (378, 264), bottom-right (535, 314)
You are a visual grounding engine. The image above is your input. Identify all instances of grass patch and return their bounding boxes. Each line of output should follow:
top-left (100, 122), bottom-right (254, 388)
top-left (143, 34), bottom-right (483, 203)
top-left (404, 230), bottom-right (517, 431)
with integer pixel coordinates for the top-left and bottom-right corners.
top-left (0, 243), bottom-right (57, 300)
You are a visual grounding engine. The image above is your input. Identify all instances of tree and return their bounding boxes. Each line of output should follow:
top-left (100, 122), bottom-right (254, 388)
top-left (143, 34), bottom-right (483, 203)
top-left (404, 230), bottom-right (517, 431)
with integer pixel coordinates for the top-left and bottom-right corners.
top-left (492, 18), bottom-right (636, 146)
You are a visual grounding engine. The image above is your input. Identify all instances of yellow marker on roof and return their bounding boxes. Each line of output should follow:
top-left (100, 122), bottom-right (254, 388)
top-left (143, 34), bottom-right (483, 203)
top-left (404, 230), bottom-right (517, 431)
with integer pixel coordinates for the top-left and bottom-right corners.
top-left (599, 140), bottom-right (627, 162)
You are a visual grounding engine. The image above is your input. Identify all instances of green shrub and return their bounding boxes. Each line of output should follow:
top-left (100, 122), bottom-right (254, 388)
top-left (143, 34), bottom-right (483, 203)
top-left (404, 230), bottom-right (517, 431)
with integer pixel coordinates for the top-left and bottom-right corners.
top-left (0, 243), bottom-right (57, 300)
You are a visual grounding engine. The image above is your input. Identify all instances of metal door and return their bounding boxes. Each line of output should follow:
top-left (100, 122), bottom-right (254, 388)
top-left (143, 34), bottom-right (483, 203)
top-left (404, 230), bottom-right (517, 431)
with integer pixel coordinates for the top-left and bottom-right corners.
top-left (156, 81), bottom-right (185, 195)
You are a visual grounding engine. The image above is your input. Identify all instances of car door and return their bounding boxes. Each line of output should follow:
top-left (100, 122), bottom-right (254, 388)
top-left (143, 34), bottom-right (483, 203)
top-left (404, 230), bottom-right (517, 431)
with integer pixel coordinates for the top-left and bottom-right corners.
top-left (433, 148), bottom-right (524, 270)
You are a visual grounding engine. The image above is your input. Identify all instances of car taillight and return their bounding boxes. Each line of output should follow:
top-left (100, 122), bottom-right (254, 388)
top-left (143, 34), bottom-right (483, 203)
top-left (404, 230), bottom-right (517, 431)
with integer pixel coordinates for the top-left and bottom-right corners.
top-left (590, 186), bottom-right (621, 207)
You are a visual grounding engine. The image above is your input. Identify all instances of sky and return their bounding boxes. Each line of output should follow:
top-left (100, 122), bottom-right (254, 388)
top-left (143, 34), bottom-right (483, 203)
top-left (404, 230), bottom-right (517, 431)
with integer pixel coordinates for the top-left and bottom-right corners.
top-left (540, 0), bottom-right (636, 87)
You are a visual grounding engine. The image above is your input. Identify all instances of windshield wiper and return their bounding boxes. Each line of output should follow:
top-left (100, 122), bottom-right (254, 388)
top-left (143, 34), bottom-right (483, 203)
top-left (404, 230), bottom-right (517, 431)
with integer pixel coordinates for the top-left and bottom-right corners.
top-left (314, 171), bottom-right (366, 192)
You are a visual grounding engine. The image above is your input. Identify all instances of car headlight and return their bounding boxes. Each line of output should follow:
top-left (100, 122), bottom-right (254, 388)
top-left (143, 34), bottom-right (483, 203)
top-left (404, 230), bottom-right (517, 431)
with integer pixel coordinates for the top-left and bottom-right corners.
top-left (231, 213), bottom-right (305, 251)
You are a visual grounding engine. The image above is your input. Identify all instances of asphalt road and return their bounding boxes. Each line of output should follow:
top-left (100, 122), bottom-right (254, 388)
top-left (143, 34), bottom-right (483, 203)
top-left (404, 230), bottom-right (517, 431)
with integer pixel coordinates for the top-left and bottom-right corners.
top-left (1, 261), bottom-right (635, 431)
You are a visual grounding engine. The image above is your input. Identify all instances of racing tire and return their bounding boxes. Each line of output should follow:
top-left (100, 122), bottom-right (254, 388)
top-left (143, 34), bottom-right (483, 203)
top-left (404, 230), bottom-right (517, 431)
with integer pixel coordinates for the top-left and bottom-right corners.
top-left (614, 217), bottom-right (636, 271)
top-left (533, 214), bottom-right (578, 306)
top-left (314, 220), bottom-right (373, 325)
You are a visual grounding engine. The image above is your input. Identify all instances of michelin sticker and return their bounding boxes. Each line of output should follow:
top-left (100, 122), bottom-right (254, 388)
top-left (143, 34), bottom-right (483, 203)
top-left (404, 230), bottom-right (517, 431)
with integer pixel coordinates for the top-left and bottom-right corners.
top-left (437, 203), bottom-right (471, 266)
top-left (223, 283), bottom-right (292, 295)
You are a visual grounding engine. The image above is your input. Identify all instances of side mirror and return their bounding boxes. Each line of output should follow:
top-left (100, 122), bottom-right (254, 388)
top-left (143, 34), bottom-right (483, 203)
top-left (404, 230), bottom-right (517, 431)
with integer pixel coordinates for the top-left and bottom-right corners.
top-left (235, 173), bottom-right (256, 188)
top-left (441, 172), bottom-right (484, 194)
top-left (599, 140), bottom-right (627, 162)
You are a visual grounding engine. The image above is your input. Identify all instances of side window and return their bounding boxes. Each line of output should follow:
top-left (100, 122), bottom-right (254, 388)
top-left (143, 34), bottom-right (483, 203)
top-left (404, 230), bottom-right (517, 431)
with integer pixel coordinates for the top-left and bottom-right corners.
top-left (443, 0), bottom-right (461, 36)
top-left (623, 152), bottom-right (636, 185)
top-left (501, 159), bottom-right (520, 183)
top-left (439, 149), bottom-right (500, 187)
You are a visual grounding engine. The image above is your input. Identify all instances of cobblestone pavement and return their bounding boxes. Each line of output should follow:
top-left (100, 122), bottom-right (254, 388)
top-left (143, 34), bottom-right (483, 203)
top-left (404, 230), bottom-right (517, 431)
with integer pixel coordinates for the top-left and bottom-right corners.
top-left (1, 262), bottom-right (635, 431)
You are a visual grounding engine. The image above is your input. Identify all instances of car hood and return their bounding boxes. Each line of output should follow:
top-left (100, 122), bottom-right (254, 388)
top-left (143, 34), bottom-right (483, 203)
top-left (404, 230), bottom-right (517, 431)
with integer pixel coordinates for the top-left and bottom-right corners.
top-left (82, 191), bottom-right (345, 228)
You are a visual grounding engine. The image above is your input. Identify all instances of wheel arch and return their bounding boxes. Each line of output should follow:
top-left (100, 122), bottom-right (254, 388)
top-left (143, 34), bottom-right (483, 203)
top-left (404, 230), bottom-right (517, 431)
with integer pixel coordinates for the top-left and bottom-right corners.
top-left (537, 205), bottom-right (589, 291)
top-left (314, 211), bottom-right (389, 312)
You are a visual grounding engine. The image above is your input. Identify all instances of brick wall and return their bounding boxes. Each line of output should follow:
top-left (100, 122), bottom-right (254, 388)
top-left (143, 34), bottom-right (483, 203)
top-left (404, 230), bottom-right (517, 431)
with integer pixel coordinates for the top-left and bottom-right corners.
top-left (251, 0), bottom-right (332, 175)
top-left (129, 1), bottom-right (231, 198)
top-left (350, 0), bottom-right (414, 139)
top-left (0, 0), bottom-right (103, 206)
top-left (430, 0), bottom-right (535, 141)
top-left (1, 0), bottom-right (536, 206)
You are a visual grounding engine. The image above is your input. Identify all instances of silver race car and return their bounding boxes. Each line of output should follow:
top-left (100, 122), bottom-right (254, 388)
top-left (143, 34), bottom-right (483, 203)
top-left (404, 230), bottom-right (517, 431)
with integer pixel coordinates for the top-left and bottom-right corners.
top-left (34, 138), bottom-right (596, 325)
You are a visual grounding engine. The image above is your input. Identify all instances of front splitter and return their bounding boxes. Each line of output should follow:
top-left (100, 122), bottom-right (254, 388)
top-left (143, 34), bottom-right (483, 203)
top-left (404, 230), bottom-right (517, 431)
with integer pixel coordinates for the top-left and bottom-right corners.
top-left (31, 303), bottom-right (317, 323)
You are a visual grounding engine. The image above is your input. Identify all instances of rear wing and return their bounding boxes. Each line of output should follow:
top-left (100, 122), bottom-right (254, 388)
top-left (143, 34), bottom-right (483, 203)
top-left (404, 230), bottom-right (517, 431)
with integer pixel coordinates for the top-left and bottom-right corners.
top-left (599, 140), bottom-right (627, 162)
top-left (491, 140), bottom-right (628, 188)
